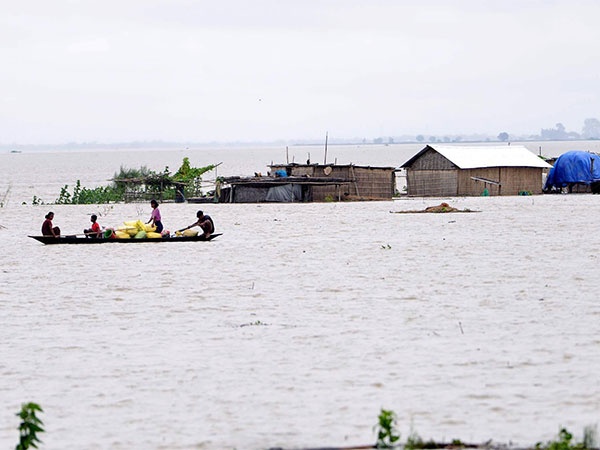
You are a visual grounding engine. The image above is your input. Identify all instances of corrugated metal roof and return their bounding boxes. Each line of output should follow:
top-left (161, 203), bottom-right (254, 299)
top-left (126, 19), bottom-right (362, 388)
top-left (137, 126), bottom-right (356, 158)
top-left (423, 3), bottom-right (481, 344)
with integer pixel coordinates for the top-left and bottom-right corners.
top-left (402, 145), bottom-right (552, 169)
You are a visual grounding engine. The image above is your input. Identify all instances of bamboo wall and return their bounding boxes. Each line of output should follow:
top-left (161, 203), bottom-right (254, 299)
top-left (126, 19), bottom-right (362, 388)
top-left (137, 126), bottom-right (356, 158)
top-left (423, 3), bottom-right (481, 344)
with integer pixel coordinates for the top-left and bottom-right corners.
top-left (269, 164), bottom-right (394, 200)
top-left (456, 167), bottom-right (501, 196)
top-left (406, 170), bottom-right (458, 196)
top-left (457, 167), bottom-right (543, 195)
top-left (233, 186), bottom-right (269, 202)
top-left (352, 167), bottom-right (395, 198)
top-left (409, 149), bottom-right (456, 170)
top-left (406, 167), bottom-right (544, 196)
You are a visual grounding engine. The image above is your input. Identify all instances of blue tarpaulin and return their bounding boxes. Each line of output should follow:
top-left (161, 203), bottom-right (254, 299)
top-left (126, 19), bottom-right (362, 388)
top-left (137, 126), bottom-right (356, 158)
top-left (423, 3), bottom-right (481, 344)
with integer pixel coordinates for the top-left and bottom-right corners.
top-left (544, 151), bottom-right (600, 189)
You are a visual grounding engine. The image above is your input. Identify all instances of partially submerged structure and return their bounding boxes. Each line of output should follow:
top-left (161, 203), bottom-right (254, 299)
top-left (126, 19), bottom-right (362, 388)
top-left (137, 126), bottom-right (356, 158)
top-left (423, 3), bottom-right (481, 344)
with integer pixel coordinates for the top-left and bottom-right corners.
top-left (401, 145), bottom-right (552, 196)
top-left (112, 174), bottom-right (187, 202)
top-left (219, 163), bottom-right (396, 202)
top-left (544, 150), bottom-right (600, 193)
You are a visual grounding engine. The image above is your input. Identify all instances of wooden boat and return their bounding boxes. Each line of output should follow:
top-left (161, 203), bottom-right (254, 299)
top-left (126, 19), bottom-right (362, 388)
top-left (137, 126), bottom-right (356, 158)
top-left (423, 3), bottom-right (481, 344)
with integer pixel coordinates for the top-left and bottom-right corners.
top-left (29, 233), bottom-right (222, 245)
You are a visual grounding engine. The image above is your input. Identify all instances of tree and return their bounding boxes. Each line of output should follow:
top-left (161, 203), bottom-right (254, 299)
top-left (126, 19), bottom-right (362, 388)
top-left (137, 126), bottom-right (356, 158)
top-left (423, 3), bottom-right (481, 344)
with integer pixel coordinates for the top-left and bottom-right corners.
top-left (582, 118), bottom-right (600, 139)
top-left (428, 136), bottom-right (436, 142)
top-left (416, 135), bottom-right (424, 142)
top-left (541, 123), bottom-right (569, 140)
top-left (498, 132), bottom-right (509, 141)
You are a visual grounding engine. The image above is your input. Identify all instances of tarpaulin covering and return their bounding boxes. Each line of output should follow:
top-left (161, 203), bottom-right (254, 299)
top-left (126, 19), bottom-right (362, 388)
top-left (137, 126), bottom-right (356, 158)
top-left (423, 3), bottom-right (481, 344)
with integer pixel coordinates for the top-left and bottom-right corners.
top-left (545, 151), bottom-right (600, 189)
top-left (265, 184), bottom-right (303, 202)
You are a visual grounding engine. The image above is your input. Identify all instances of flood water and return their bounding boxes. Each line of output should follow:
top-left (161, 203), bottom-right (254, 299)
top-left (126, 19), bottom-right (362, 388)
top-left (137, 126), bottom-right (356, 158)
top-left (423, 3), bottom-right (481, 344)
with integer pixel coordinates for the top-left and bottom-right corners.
top-left (1, 142), bottom-right (599, 449)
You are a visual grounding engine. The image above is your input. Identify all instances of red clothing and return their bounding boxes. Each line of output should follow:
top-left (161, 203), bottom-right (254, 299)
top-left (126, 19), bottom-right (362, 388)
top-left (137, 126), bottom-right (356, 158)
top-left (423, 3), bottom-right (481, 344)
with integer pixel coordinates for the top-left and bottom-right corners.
top-left (42, 219), bottom-right (53, 235)
top-left (91, 222), bottom-right (100, 233)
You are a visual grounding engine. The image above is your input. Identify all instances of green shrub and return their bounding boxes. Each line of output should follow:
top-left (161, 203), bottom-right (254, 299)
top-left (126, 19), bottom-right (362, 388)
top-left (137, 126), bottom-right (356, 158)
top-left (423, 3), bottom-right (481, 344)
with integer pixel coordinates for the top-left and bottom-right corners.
top-left (16, 402), bottom-right (44, 450)
top-left (375, 409), bottom-right (400, 448)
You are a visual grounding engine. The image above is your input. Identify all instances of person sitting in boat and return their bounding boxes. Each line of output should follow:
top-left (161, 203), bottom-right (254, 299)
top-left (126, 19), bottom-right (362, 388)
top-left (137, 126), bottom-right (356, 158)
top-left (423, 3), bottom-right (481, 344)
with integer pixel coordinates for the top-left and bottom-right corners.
top-left (84, 214), bottom-right (102, 238)
top-left (146, 199), bottom-right (163, 233)
top-left (41, 212), bottom-right (60, 238)
top-left (178, 210), bottom-right (214, 238)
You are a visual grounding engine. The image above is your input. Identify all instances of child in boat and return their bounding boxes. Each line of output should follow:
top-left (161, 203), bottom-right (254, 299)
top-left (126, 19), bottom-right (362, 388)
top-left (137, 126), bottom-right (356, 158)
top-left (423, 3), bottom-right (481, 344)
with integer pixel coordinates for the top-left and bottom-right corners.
top-left (146, 199), bottom-right (163, 233)
top-left (178, 210), bottom-right (214, 238)
top-left (84, 214), bottom-right (102, 238)
top-left (41, 212), bottom-right (60, 237)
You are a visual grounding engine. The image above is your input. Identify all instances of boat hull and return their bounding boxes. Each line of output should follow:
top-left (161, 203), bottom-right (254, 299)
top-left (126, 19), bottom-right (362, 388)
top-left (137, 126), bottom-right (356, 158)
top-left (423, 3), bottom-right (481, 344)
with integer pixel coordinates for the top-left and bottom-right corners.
top-left (29, 233), bottom-right (222, 245)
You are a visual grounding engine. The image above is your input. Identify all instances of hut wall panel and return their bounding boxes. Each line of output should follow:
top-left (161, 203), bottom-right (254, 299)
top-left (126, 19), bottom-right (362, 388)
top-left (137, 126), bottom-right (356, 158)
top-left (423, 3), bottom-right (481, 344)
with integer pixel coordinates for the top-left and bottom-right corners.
top-left (410, 149), bottom-right (456, 170)
top-left (457, 168), bottom-right (501, 196)
top-left (290, 166), bottom-right (315, 176)
top-left (352, 167), bottom-right (394, 198)
top-left (233, 186), bottom-right (269, 203)
top-left (498, 167), bottom-right (544, 195)
top-left (407, 170), bottom-right (458, 196)
top-left (570, 184), bottom-right (592, 193)
top-left (458, 167), bottom-right (543, 195)
top-left (267, 164), bottom-right (394, 200)
top-left (270, 165), bottom-right (287, 174)
top-left (313, 185), bottom-right (348, 201)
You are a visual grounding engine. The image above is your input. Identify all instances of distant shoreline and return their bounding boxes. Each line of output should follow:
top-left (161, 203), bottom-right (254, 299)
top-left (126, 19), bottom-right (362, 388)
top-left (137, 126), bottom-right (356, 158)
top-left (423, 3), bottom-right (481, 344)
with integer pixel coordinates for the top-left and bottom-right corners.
top-left (2, 138), bottom-right (599, 152)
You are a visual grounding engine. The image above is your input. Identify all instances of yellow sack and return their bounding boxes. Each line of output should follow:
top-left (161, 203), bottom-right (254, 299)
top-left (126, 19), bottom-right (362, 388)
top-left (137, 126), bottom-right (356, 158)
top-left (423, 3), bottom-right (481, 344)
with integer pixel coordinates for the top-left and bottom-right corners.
top-left (183, 229), bottom-right (198, 237)
top-left (118, 224), bottom-right (138, 236)
top-left (143, 224), bottom-right (156, 233)
top-left (135, 220), bottom-right (145, 231)
top-left (115, 231), bottom-right (130, 239)
top-left (123, 221), bottom-right (137, 227)
top-left (147, 232), bottom-right (162, 239)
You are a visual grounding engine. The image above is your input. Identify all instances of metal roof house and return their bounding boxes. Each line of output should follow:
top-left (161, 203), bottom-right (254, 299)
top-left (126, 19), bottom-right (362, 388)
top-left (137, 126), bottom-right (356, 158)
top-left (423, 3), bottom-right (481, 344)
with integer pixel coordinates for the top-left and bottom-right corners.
top-left (401, 145), bottom-right (552, 196)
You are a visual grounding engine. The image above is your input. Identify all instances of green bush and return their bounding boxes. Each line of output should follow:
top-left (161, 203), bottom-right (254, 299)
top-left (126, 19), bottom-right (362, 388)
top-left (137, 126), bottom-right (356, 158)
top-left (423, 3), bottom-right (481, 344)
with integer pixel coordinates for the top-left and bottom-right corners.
top-left (16, 402), bottom-right (44, 450)
top-left (375, 409), bottom-right (400, 448)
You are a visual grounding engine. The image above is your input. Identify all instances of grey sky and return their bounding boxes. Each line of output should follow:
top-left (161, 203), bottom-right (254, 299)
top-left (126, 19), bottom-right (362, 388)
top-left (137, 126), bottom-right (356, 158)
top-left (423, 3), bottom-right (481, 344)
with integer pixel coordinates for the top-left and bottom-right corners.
top-left (2, 0), bottom-right (600, 144)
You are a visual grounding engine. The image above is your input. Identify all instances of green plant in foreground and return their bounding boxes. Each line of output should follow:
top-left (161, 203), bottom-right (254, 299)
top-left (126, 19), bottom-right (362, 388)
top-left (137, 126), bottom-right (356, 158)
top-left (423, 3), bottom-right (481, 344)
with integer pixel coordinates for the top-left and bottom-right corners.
top-left (536, 426), bottom-right (598, 450)
top-left (31, 195), bottom-right (44, 205)
top-left (16, 402), bottom-right (44, 450)
top-left (375, 409), bottom-right (400, 448)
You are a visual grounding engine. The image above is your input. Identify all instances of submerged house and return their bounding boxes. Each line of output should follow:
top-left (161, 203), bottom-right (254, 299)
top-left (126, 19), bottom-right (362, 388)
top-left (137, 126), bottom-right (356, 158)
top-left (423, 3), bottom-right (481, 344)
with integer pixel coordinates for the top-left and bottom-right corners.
top-left (544, 150), bottom-right (600, 193)
top-left (401, 145), bottom-right (552, 196)
top-left (219, 163), bottom-right (396, 202)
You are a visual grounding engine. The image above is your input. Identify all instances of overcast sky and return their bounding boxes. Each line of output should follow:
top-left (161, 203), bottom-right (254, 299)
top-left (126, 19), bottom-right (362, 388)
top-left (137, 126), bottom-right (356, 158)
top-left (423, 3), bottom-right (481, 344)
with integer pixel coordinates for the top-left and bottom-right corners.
top-left (2, 0), bottom-right (600, 144)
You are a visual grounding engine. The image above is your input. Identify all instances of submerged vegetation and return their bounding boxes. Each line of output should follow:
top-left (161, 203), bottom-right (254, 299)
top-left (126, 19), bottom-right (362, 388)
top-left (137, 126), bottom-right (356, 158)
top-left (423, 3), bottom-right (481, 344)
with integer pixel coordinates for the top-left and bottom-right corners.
top-left (8, 403), bottom-right (599, 449)
top-left (15, 402), bottom-right (44, 450)
top-left (55, 180), bottom-right (123, 204)
top-left (536, 427), bottom-right (598, 450)
top-left (375, 409), bottom-right (400, 448)
top-left (27, 157), bottom-right (217, 205)
top-left (368, 409), bottom-right (598, 450)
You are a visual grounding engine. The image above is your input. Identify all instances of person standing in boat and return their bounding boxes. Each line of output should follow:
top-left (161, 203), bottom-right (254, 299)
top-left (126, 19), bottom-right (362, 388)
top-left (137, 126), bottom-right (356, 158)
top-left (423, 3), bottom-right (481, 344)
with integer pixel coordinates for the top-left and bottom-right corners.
top-left (146, 199), bottom-right (164, 233)
top-left (41, 212), bottom-right (60, 238)
top-left (84, 214), bottom-right (102, 238)
top-left (178, 210), bottom-right (214, 238)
